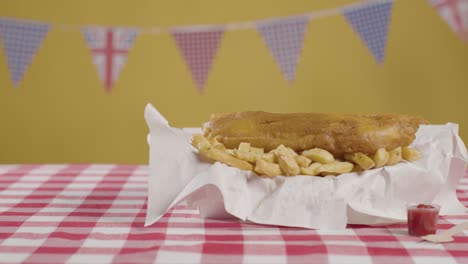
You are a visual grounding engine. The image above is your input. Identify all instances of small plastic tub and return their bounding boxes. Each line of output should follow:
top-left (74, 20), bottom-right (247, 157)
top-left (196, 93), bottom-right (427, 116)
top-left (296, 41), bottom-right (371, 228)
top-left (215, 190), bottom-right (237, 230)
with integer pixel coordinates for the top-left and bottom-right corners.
top-left (407, 204), bottom-right (440, 236)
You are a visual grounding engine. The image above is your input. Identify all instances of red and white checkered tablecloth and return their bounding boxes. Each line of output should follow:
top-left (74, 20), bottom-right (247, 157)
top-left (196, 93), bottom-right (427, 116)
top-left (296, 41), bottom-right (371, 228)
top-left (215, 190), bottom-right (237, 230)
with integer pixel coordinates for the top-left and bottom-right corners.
top-left (0, 164), bottom-right (467, 264)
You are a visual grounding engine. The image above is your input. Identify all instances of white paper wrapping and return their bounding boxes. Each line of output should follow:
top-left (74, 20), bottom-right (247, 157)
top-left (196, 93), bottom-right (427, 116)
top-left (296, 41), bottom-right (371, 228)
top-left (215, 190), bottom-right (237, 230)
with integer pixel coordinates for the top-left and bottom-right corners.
top-left (144, 104), bottom-right (468, 229)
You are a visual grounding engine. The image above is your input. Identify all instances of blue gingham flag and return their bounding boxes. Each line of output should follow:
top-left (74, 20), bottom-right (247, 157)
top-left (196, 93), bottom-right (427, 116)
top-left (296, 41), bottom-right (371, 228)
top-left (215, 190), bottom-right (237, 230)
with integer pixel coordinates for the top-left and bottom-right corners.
top-left (343, 0), bottom-right (393, 64)
top-left (257, 16), bottom-right (309, 84)
top-left (0, 18), bottom-right (49, 86)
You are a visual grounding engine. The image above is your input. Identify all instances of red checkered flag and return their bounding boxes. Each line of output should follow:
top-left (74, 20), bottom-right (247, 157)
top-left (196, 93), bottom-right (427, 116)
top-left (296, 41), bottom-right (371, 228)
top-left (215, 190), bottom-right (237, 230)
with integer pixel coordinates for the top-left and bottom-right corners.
top-left (82, 27), bottom-right (138, 92)
top-left (172, 27), bottom-right (224, 93)
top-left (429, 0), bottom-right (468, 42)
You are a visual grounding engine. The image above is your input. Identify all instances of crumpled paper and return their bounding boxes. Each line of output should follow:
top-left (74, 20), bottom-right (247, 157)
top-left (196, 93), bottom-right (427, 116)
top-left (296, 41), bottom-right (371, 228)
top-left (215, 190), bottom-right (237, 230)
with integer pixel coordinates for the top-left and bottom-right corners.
top-left (144, 104), bottom-right (468, 229)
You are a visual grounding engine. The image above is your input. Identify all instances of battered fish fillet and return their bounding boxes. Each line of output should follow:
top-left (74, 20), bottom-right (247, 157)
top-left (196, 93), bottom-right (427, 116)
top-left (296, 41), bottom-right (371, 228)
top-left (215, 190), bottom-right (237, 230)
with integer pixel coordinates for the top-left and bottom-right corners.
top-left (203, 112), bottom-right (428, 158)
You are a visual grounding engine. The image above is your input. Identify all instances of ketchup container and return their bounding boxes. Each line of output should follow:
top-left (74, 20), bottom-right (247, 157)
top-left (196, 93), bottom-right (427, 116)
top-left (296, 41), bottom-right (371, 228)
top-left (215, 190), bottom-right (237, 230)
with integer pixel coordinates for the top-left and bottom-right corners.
top-left (407, 204), bottom-right (440, 236)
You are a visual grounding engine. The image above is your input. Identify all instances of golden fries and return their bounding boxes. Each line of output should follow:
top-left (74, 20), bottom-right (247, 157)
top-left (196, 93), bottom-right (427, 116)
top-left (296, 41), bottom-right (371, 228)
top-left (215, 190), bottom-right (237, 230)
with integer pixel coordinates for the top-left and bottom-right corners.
top-left (278, 154), bottom-right (300, 176)
top-left (192, 134), bottom-right (421, 177)
top-left (192, 133), bottom-right (211, 150)
top-left (208, 138), bottom-right (226, 150)
top-left (301, 148), bottom-right (334, 164)
top-left (233, 149), bottom-right (257, 163)
top-left (250, 146), bottom-right (265, 154)
top-left (345, 152), bottom-right (375, 170)
top-left (274, 145), bottom-right (297, 157)
top-left (402, 146), bottom-right (421, 161)
top-left (300, 162), bottom-right (321, 176)
top-left (192, 134), bottom-right (253, 171)
top-left (238, 142), bottom-right (251, 153)
top-left (225, 149), bottom-right (235, 155)
top-left (260, 153), bottom-right (276, 163)
top-left (295, 155), bottom-right (312, 168)
top-left (317, 161), bottom-right (354, 175)
top-left (255, 159), bottom-right (282, 177)
top-left (373, 148), bottom-right (389, 168)
top-left (387, 147), bottom-right (402, 165)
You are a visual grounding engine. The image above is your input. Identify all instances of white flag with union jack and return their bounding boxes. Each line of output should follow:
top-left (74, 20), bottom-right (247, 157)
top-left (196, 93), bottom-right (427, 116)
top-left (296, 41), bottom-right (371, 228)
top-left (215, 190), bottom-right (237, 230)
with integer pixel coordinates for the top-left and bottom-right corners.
top-left (429, 0), bottom-right (468, 41)
top-left (82, 27), bottom-right (138, 92)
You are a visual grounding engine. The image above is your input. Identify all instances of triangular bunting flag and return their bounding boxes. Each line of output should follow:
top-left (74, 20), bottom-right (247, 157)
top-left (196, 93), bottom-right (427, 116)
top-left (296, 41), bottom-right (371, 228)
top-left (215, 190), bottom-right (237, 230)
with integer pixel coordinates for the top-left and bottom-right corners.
top-left (82, 27), bottom-right (137, 92)
top-left (343, 1), bottom-right (393, 63)
top-left (257, 16), bottom-right (309, 84)
top-left (428, 0), bottom-right (468, 42)
top-left (0, 18), bottom-right (49, 86)
top-left (172, 28), bottom-right (224, 93)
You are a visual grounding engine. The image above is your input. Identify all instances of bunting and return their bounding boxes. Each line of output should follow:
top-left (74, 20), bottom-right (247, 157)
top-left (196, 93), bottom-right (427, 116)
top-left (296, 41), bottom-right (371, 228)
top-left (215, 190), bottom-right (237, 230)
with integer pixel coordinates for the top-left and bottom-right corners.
top-left (429, 0), bottom-right (468, 41)
top-left (0, 0), bottom-right (464, 93)
top-left (172, 28), bottom-right (224, 93)
top-left (82, 27), bottom-right (138, 92)
top-left (257, 16), bottom-right (309, 84)
top-left (0, 18), bottom-right (49, 86)
top-left (343, 1), bottom-right (393, 63)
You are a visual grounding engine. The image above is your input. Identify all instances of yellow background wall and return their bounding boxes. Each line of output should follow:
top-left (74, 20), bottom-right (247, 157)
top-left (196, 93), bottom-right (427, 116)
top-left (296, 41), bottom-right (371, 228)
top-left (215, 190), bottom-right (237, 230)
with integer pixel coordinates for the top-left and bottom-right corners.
top-left (0, 0), bottom-right (467, 164)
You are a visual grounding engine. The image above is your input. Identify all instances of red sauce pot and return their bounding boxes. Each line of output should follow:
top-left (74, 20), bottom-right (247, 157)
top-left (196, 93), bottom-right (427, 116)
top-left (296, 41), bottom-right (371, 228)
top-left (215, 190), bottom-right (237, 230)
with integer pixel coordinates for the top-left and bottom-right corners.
top-left (407, 204), bottom-right (440, 236)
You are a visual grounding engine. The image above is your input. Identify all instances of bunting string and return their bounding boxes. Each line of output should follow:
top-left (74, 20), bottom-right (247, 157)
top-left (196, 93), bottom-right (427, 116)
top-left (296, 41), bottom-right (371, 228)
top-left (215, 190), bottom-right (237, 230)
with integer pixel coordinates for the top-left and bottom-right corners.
top-left (0, 0), bottom-right (466, 92)
top-left (52, 0), bottom-right (391, 34)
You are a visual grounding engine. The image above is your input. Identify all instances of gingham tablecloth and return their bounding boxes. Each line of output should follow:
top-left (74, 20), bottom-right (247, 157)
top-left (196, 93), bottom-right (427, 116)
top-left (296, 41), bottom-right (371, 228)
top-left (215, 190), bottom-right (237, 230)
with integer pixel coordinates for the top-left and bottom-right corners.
top-left (0, 164), bottom-right (467, 264)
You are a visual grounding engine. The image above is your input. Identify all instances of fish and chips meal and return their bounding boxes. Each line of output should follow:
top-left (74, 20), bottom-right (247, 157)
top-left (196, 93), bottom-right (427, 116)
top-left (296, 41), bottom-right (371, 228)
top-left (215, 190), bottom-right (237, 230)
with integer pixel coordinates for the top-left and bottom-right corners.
top-left (191, 111), bottom-right (428, 177)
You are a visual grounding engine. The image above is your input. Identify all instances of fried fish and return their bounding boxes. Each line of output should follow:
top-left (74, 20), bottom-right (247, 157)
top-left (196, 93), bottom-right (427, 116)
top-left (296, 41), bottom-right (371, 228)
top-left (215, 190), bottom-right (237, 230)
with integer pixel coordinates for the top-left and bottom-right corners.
top-left (203, 111), bottom-right (428, 159)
